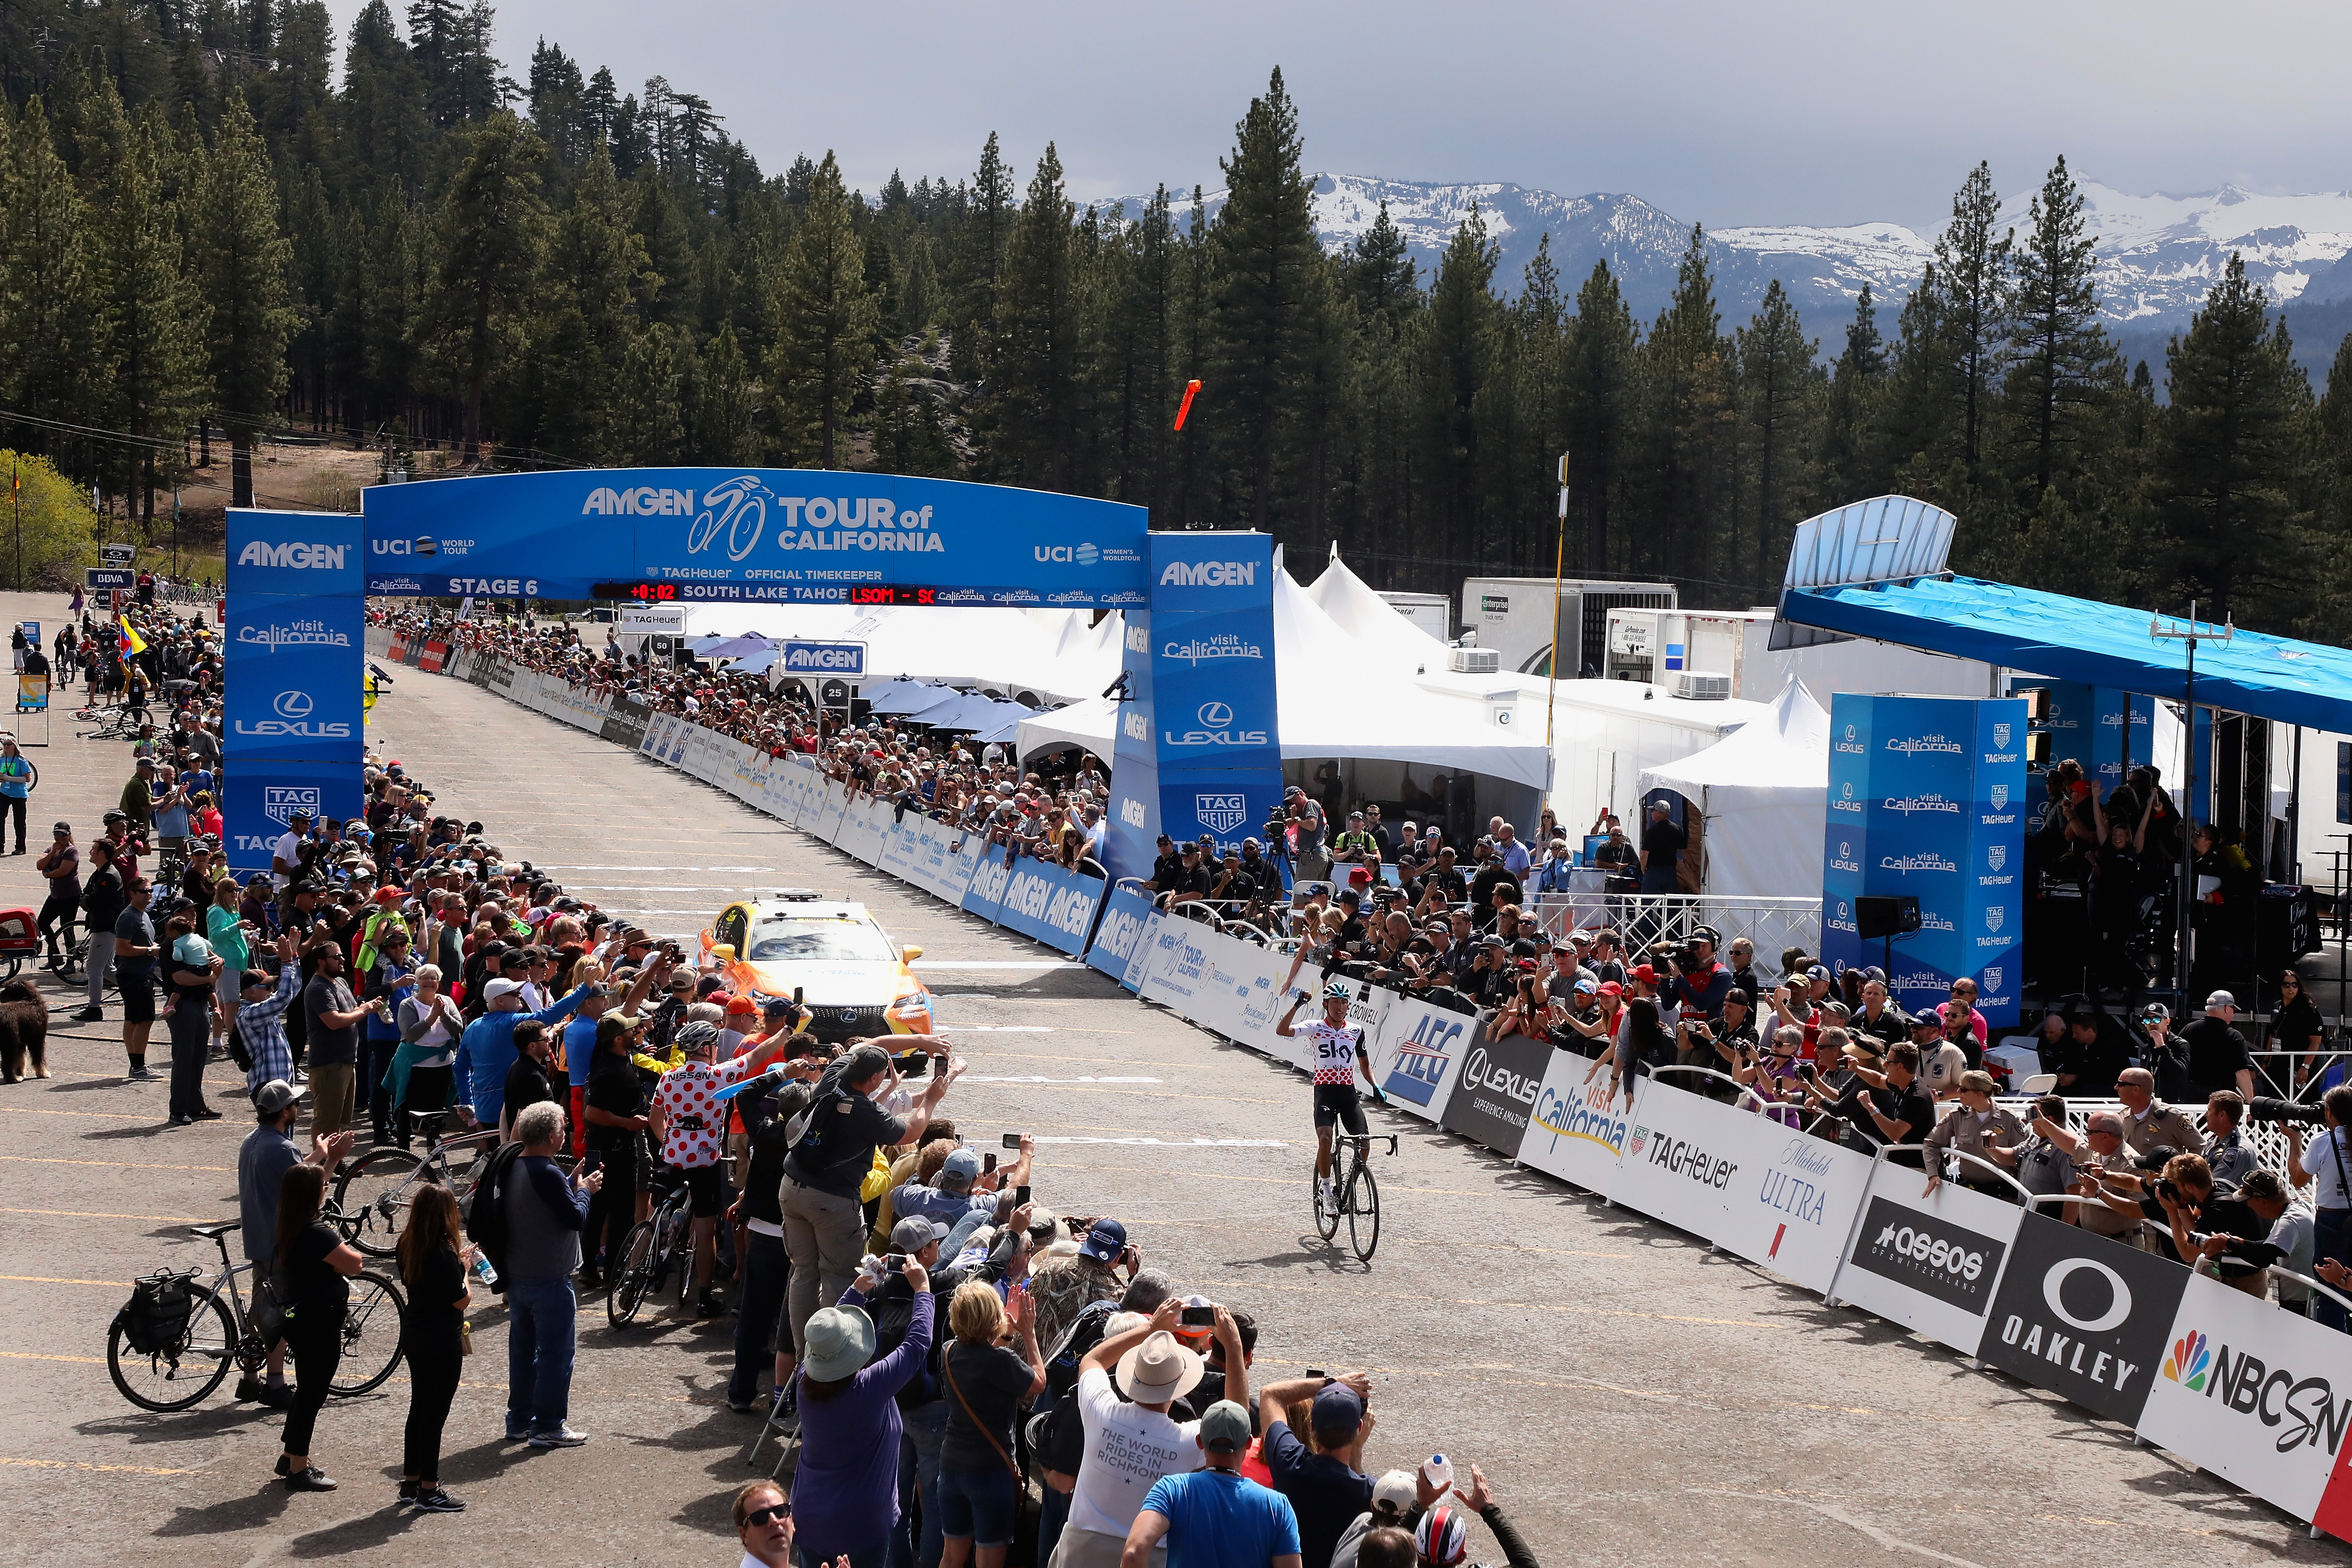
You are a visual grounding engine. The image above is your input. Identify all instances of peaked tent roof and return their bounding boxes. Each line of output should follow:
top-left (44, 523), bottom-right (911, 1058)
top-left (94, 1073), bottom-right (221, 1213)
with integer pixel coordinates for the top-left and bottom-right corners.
top-left (1637, 677), bottom-right (1830, 897)
top-left (1304, 548), bottom-right (1452, 671)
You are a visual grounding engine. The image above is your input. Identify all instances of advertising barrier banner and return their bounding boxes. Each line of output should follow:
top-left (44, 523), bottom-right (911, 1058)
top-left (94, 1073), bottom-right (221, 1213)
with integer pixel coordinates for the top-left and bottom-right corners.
top-left (1364, 997), bottom-right (1472, 1125)
top-left (1439, 1033), bottom-right (1553, 1160)
top-left (2155, 1273), bottom-right (2352, 1527)
top-left (877, 819), bottom-right (923, 884)
top-left (1604, 1076), bottom-right (1761, 1243)
top-left (1978, 1212), bottom-right (2190, 1427)
top-left (1830, 1167), bottom-right (2023, 1355)
top-left (1520, 1051), bottom-right (1635, 1192)
top-left (1120, 911), bottom-right (1167, 992)
top-left (904, 816), bottom-right (980, 905)
top-left (1707, 1113), bottom-right (1876, 1293)
top-left (224, 761), bottom-right (364, 878)
top-left (990, 860), bottom-right (1108, 957)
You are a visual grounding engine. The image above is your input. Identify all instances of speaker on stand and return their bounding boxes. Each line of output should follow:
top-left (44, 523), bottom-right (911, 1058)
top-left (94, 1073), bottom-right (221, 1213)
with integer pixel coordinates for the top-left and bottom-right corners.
top-left (1856, 895), bottom-right (1922, 985)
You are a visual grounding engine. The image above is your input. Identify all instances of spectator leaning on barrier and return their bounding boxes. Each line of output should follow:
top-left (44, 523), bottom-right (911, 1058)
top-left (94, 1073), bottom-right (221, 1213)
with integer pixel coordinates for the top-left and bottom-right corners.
top-left (1922, 1073), bottom-right (2027, 1197)
top-left (2004, 1095), bottom-right (2079, 1205)
top-left (2285, 1087), bottom-right (2352, 1332)
top-left (1806, 1039), bottom-right (1936, 1166)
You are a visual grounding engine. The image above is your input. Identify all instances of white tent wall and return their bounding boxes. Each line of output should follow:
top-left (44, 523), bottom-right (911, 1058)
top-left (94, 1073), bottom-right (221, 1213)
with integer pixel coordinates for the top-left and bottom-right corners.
top-left (1506, 678), bottom-right (1763, 841)
top-left (1736, 619), bottom-right (2004, 703)
top-left (1636, 679), bottom-right (1831, 897)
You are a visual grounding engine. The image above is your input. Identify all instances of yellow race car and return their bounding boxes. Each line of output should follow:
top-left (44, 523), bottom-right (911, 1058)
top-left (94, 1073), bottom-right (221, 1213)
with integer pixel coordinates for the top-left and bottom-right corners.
top-left (701, 890), bottom-right (935, 1046)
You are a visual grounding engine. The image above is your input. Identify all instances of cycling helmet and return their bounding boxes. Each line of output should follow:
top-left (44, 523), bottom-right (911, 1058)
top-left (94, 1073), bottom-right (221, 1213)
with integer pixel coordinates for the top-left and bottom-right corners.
top-left (675, 1020), bottom-right (722, 1054)
top-left (1322, 980), bottom-right (1353, 1005)
top-left (1416, 1505), bottom-right (1470, 1566)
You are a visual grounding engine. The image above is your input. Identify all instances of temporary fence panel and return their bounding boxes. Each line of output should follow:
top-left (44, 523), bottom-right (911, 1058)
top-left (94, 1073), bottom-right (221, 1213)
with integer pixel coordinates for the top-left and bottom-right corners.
top-left (419, 639), bottom-right (448, 674)
top-left (846, 799), bottom-right (896, 867)
top-left (1602, 1074), bottom-right (1766, 1244)
top-left (1520, 1051), bottom-right (1636, 1192)
top-left (1703, 1109), bottom-right (1877, 1294)
top-left (904, 817), bottom-right (981, 905)
top-left (1977, 1210), bottom-right (2191, 1428)
top-left (1438, 1031), bottom-right (1553, 1160)
top-left (877, 816), bottom-right (924, 885)
top-left (1120, 911), bottom-right (1167, 992)
top-left (1363, 996), bottom-right (1471, 1126)
top-left (961, 847), bottom-right (1015, 924)
top-left (2143, 1270), bottom-right (2352, 1526)
top-left (1827, 1160), bottom-right (2024, 1355)
top-left (990, 860), bottom-right (1109, 957)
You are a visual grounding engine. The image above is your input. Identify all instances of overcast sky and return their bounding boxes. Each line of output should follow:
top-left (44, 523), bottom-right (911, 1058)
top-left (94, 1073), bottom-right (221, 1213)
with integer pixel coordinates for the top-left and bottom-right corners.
top-left (323, 0), bottom-right (2352, 231)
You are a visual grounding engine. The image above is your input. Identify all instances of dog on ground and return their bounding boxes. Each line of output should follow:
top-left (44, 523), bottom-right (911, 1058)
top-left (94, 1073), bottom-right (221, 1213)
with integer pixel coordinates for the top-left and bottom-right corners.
top-left (0, 976), bottom-right (50, 1082)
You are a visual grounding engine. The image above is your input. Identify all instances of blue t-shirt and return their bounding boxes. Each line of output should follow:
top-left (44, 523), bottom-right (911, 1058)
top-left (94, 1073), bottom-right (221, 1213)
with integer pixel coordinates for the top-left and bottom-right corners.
top-left (564, 1016), bottom-right (601, 1088)
top-left (1141, 1469), bottom-right (1299, 1568)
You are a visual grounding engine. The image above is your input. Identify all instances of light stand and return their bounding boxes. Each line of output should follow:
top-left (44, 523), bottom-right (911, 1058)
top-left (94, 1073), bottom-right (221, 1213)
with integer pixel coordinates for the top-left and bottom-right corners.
top-left (2152, 601), bottom-right (2232, 1004)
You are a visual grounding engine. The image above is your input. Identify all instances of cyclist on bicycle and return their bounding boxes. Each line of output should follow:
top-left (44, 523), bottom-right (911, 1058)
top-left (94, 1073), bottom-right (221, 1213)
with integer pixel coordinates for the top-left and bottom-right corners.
top-left (1276, 981), bottom-right (1383, 1212)
top-left (648, 1018), bottom-right (798, 1316)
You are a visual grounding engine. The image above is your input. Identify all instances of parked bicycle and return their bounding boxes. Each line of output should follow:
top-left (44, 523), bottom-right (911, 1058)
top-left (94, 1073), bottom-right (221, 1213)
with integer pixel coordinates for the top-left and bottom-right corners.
top-left (1312, 1131), bottom-right (1396, 1263)
top-left (107, 1215), bottom-right (407, 1412)
top-left (606, 1168), bottom-right (693, 1329)
top-left (75, 701), bottom-right (149, 740)
top-left (332, 1110), bottom-right (501, 1257)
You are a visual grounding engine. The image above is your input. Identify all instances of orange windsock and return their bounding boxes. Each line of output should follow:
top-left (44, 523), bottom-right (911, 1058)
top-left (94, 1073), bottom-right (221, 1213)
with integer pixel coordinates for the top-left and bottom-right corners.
top-left (1173, 379), bottom-right (1202, 431)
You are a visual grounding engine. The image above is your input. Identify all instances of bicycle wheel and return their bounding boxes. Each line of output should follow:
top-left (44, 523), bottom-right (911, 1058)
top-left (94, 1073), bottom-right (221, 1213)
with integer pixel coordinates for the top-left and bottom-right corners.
top-left (328, 1270), bottom-right (407, 1395)
top-left (332, 1147), bottom-right (426, 1257)
top-left (671, 1210), bottom-right (696, 1311)
top-left (1313, 1146), bottom-right (1342, 1242)
top-left (607, 1220), bottom-right (658, 1329)
top-left (108, 1283), bottom-right (235, 1411)
top-left (1346, 1159), bottom-right (1381, 1264)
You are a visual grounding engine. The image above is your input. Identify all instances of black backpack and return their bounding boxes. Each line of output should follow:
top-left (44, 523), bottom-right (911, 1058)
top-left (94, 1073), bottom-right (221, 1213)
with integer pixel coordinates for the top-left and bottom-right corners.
top-left (464, 1141), bottom-right (522, 1294)
top-left (115, 1268), bottom-right (199, 1354)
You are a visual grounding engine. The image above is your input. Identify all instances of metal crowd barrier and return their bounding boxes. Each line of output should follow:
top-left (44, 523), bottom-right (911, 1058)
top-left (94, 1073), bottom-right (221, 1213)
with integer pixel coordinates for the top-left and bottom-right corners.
top-left (1528, 891), bottom-right (1820, 968)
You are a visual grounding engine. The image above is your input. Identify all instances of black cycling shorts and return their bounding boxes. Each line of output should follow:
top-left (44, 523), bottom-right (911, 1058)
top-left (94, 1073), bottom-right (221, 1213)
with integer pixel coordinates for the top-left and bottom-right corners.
top-left (682, 1163), bottom-right (727, 1218)
top-left (1313, 1083), bottom-right (1367, 1134)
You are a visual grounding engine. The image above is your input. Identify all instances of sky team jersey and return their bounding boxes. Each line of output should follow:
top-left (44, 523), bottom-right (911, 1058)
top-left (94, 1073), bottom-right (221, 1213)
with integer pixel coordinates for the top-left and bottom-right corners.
top-left (654, 1056), bottom-right (759, 1170)
top-left (1303, 1020), bottom-right (1362, 1086)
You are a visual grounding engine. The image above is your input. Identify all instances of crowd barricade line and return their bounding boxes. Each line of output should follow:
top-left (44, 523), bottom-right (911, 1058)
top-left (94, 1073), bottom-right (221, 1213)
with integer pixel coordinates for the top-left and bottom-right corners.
top-left (433, 649), bottom-right (2352, 1532)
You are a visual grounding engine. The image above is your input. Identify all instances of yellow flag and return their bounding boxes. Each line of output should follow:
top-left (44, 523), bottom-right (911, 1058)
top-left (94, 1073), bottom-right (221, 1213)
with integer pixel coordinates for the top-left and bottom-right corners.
top-left (118, 616), bottom-right (147, 656)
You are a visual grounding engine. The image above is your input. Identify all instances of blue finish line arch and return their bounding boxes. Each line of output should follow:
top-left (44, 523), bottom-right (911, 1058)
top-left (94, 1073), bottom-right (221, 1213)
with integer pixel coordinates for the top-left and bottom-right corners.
top-left (224, 469), bottom-right (1280, 889)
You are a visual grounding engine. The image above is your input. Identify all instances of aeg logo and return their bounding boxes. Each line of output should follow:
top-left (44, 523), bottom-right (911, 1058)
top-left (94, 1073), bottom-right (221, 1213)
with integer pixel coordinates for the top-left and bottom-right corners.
top-left (1383, 1013), bottom-right (1462, 1106)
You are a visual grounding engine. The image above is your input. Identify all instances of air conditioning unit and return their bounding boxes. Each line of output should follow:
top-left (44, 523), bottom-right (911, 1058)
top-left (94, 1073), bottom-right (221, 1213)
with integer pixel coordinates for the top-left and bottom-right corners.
top-left (1671, 671), bottom-right (1731, 701)
top-left (1449, 647), bottom-right (1501, 674)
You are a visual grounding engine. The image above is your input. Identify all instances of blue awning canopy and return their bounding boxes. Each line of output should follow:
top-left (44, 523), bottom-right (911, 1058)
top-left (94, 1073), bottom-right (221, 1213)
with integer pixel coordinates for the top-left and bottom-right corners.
top-left (1781, 573), bottom-right (2352, 734)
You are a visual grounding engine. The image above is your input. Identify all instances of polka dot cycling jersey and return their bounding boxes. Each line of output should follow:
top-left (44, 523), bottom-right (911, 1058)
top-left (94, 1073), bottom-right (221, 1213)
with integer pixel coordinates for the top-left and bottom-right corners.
top-left (1303, 1020), bottom-right (1364, 1086)
top-left (654, 1056), bottom-right (758, 1169)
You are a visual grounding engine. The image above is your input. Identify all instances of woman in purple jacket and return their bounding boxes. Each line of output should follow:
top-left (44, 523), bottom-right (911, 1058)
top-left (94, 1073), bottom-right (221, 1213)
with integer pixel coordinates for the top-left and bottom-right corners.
top-left (790, 1256), bottom-right (937, 1567)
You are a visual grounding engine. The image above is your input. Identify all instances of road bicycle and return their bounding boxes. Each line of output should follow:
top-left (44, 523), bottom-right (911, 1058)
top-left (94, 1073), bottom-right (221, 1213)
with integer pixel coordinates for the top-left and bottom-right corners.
top-left (107, 1215), bottom-right (408, 1412)
top-left (76, 701), bottom-right (149, 740)
top-left (1313, 1131), bottom-right (1397, 1264)
top-left (333, 1110), bottom-right (503, 1257)
top-left (606, 1169), bottom-right (693, 1329)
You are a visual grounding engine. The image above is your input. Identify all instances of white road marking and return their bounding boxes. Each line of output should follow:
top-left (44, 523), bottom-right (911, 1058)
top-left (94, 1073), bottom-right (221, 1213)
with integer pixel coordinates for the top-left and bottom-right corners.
top-left (1035, 1136), bottom-right (1288, 1147)
top-left (911, 960), bottom-right (1076, 970)
top-left (938, 1025), bottom-right (1056, 1033)
top-left (955, 1075), bottom-right (1163, 1085)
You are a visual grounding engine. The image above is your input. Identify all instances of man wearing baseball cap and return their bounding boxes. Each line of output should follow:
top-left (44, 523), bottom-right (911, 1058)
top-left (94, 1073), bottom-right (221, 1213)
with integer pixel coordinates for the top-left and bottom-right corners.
top-left (1123, 1399), bottom-right (1299, 1568)
top-left (1030, 1216), bottom-right (1138, 1358)
top-left (1257, 1372), bottom-right (1376, 1568)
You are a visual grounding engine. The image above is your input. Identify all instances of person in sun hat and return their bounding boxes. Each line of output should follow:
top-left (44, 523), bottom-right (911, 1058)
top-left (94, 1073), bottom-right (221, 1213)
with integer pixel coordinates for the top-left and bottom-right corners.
top-left (789, 1253), bottom-right (937, 1566)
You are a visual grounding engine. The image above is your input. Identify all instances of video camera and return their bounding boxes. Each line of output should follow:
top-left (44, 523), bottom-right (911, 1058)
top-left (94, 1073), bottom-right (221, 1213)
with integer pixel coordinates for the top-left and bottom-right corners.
top-left (2248, 1095), bottom-right (2329, 1127)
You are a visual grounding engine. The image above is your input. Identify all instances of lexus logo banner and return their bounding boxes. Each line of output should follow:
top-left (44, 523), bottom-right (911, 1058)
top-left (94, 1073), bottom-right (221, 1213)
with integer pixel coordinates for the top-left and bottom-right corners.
top-left (1979, 1212), bottom-right (2189, 1425)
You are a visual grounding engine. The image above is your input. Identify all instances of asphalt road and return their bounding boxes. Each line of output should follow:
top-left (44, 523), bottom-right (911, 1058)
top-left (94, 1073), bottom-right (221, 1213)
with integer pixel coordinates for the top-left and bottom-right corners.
top-left (0, 587), bottom-right (2337, 1568)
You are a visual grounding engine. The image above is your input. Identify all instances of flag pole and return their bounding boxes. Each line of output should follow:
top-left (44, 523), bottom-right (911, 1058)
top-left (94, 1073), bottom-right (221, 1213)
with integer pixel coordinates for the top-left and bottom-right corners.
top-left (1545, 454), bottom-right (1568, 759)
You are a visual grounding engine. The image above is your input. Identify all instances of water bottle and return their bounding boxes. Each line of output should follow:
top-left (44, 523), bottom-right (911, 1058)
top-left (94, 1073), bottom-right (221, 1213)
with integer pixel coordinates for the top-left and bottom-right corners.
top-left (1422, 1453), bottom-right (1452, 1495)
top-left (471, 1251), bottom-right (499, 1289)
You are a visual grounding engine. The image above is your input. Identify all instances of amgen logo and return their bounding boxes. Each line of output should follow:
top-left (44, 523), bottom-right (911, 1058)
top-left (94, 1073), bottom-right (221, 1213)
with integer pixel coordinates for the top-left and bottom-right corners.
top-left (1158, 560), bottom-right (1256, 587)
top-left (237, 540), bottom-right (348, 570)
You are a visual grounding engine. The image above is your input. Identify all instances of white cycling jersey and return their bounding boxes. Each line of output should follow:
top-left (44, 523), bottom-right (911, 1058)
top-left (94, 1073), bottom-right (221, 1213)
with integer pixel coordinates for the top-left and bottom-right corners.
top-left (1304, 1020), bottom-right (1363, 1087)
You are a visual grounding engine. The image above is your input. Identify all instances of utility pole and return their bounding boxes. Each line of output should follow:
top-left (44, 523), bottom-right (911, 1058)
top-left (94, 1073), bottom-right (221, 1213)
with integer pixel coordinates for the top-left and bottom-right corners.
top-left (11, 459), bottom-right (20, 593)
top-left (2152, 600), bottom-right (2231, 1003)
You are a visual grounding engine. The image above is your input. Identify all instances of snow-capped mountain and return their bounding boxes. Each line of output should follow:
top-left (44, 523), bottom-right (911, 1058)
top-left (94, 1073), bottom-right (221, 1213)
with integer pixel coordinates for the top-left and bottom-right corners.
top-left (1096, 173), bottom-right (2352, 340)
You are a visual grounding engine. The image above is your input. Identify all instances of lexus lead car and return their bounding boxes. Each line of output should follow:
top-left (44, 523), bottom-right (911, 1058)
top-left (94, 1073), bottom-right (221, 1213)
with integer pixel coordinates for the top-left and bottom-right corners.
top-left (701, 890), bottom-right (935, 1045)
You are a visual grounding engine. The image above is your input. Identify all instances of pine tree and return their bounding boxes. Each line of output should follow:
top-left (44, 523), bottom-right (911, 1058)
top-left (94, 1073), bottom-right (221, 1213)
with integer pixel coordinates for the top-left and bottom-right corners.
top-left (1420, 204), bottom-right (1500, 547)
top-left (1821, 284), bottom-right (1888, 501)
top-left (763, 151), bottom-right (877, 468)
top-left (2156, 253), bottom-right (2312, 624)
top-left (1344, 199), bottom-right (1419, 335)
top-left (1104, 187), bottom-right (1181, 509)
top-left (1210, 67), bottom-right (1321, 532)
top-left (988, 144), bottom-right (1083, 487)
top-left (1932, 161), bottom-right (2009, 475)
top-left (899, 233), bottom-right (939, 336)
top-left (610, 324), bottom-right (685, 464)
top-left (1637, 225), bottom-right (1733, 578)
top-left (0, 98), bottom-right (106, 482)
top-left (419, 109), bottom-right (547, 452)
top-left (1563, 260), bottom-right (1634, 573)
top-left (96, 105), bottom-right (210, 523)
top-left (685, 322), bottom-right (759, 464)
top-left (1736, 279), bottom-right (1818, 591)
top-left (2004, 155), bottom-right (2116, 498)
top-left (948, 131), bottom-right (1014, 382)
top-left (189, 95), bottom-right (297, 506)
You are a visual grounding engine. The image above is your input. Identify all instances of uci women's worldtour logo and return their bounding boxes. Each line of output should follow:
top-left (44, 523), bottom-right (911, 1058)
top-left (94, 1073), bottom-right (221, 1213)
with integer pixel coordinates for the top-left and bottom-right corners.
top-left (668, 475), bottom-right (944, 562)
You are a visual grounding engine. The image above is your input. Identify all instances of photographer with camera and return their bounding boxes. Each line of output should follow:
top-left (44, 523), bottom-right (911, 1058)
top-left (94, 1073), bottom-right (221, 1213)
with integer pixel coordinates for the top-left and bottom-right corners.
top-left (1797, 1039), bottom-right (1935, 1165)
top-left (2285, 1085), bottom-right (2352, 1330)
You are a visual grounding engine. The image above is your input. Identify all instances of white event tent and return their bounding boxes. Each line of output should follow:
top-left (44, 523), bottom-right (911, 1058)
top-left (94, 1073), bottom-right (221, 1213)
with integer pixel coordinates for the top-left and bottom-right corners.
top-left (1636, 678), bottom-right (1830, 897)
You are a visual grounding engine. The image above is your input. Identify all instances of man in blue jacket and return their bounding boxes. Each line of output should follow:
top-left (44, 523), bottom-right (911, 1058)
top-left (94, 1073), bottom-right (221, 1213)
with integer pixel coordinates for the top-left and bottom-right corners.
top-left (462, 973), bottom-right (597, 1129)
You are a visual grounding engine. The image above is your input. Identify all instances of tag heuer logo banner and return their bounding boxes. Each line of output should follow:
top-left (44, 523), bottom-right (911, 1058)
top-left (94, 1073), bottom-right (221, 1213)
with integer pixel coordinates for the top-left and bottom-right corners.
top-left (1196, 794), bottom-right (1249, 834)
top-left (264, 787), bottom-right (320, 828)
